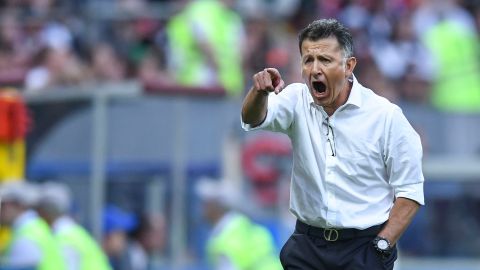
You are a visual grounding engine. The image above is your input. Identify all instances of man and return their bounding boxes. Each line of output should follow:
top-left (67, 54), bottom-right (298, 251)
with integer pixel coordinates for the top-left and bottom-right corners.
top-left (166, 0), bottom-right (245, 96)
top-left (125, 213), bottom-right (166, 270)
top-left (196, 178), bottom-right (282, 270)
top-left (0, 181), bottom-right (66, 270)
top-left (35, 182), bottom-right (112, 270)
top-left (102, 204), bottom-right (137, 270)
top-left (241, 19), bottom-right (424, 270)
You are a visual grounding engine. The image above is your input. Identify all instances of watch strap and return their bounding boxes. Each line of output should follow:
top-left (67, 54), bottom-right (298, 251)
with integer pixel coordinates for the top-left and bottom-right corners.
top-left (373, 236), bottom-right (392, 257)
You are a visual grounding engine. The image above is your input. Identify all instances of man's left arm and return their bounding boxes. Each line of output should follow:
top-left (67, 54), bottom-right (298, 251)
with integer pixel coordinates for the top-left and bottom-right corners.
top-left (378, 197), bottom-right (420, 245)
top-left (382, 106), bottom-right (425, 245)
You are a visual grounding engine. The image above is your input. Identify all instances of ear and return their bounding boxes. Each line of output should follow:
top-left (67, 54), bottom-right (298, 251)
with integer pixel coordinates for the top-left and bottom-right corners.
top-left (344, 57), bottom-right (356, 78)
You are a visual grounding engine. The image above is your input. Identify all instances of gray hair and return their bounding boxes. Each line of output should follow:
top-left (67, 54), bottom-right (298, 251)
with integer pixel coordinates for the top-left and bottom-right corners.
top-left (298, 18), bottom-right (354, 58)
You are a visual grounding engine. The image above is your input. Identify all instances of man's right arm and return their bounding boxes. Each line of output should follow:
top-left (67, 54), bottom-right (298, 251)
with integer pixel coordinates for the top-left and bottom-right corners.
top-left (241, 68), bottom-right (285, 127)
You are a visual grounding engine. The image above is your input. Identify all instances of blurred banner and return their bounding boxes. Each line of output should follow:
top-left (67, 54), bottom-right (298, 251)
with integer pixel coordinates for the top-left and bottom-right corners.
top-left (0, 88), bottom-right (29, 181)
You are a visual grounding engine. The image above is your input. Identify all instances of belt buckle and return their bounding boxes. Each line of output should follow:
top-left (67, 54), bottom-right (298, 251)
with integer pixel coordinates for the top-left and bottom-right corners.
top-left (323, 228), bottom-right (339, 241)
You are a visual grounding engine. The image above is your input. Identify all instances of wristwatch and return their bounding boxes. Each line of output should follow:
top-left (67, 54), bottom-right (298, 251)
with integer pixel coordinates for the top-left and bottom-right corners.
top-left (372, 236), bottom-right (392, 258)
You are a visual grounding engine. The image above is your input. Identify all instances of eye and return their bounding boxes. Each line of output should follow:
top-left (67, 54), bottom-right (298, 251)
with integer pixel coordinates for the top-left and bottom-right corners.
top-left (303, 57), bottom-right (313, 64)
top-left (320, 58), bottom-right (331, 64)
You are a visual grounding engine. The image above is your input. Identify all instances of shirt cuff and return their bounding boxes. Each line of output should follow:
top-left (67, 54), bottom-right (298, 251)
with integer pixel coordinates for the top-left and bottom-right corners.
top-left (241, 109), bottom-right (273, 131)
top-left (395, 182), bottom-right (425, 205)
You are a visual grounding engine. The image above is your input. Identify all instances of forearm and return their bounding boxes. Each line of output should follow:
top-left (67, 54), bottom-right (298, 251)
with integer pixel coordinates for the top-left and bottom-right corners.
top-left (378, 197), bottom-right (420, 245)
top-left (241, 87), bottom-right (269, 127)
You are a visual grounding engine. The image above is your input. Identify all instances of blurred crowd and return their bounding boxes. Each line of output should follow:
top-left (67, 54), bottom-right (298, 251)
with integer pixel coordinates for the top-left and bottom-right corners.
top-left (0, 0), bottom-right (479, 111)
top-left (0, 180), bottom-right (167, 270)
top-left (2, 1), bottom-right (480, 268)
top-left (0, 177), bottom-right (282, 270)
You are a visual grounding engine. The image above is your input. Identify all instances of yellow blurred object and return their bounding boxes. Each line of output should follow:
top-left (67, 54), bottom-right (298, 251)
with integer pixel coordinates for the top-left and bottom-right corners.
top-left (0, 227), bottom-right (11, 254)
top-left (0, 140), bottom-right (25, 180)
top-left (0, 88), bottom-right (29, 181)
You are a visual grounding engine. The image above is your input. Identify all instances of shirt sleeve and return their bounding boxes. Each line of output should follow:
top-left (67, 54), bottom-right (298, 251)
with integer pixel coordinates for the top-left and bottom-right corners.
top-left (5, 237), bottom-right (42, 268)
top-left (384, 106), bottom-right (425, 205)
top-left (241, 83), bottom-right (301, 133)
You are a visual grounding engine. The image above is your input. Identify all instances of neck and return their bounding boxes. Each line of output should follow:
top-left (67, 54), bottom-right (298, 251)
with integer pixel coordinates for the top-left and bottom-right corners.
top-left (327, 79), bottom-right (352, 116)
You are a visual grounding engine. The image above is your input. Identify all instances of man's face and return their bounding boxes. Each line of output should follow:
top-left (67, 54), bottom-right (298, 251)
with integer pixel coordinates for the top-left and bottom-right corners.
top-left (300, 37), bottom-right (356, 113)
top-left (0, 201), bottom-right (20, 226)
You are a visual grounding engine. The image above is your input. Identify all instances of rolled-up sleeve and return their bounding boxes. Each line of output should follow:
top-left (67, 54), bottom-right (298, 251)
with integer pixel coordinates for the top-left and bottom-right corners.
top-left (394, 182), bottom-right (424, 205)
top-left (241, 94), bottom-right (279, 131)
top-left (241, 83), bottom-right (301, 133)
top-left (385, 106), bottom-right (425, 205)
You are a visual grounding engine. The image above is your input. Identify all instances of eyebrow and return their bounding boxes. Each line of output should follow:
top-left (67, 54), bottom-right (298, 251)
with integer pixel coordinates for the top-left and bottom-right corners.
top-left (301, 53), bottom-right (333, 60)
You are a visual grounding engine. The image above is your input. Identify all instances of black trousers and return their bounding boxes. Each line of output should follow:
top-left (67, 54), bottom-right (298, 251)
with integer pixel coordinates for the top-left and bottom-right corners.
top-left (280, 221), bottom-right (397, 270)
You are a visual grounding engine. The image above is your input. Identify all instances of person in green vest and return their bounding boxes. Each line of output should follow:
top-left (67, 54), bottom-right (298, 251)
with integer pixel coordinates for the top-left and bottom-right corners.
top-left (0, 181), bottom-right (66, 270)
top-left (424, 17), bottom-right (480, 113)
top-left (196, 178), bottom-right (282, 270)
top-left (166, 0), bottom-right (245, 96)
top-left (35, 182), bottom-right (112, 270)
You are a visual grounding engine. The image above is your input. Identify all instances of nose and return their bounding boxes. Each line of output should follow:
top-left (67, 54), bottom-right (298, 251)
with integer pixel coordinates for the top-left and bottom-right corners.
top-left (312, 60), bottom-right (322, 76)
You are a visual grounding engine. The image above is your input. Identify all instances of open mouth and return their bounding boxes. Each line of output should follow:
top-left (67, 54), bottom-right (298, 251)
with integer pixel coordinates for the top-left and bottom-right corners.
top-left (312, 81), bottom-right (326, 93)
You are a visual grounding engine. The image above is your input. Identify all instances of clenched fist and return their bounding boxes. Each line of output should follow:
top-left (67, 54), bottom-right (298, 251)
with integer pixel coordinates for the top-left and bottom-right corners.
top-left (252, 68), bottom-right (285, 94)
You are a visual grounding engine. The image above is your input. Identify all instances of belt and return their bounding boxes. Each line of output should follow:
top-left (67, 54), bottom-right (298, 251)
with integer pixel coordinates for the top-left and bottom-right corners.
top-left (295, 220), bottom-right (384, 242)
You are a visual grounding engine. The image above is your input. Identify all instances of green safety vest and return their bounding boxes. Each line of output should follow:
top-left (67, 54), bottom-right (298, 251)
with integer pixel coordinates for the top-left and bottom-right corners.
top-left (424, 21), bottom-right (480, 112)
top-left (207, 214), bottom-right (282, 270)
top-left (166, 0), bottom-right (244, 96)
top-left (7, 217), bottom-right (66, 270)
top-left (56, 222), bottom-right (112, 270)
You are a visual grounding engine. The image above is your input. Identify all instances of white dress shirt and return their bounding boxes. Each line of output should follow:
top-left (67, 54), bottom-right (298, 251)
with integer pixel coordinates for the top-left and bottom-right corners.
top-left (242, 76), bottom-right (425, 229)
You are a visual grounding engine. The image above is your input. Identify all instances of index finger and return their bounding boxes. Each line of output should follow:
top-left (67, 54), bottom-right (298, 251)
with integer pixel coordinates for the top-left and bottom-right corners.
top-left (265, 68), bottom-right (281, 80)
top-left (265, 68), bottom-right (285, 94)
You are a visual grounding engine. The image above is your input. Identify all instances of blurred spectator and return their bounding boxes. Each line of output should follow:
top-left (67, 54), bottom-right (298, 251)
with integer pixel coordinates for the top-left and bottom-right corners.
top-left (0, 181), bottom-right (66, 270)
top-left (24, 46), bottom-right (88, 94)
top-left (237, 0), bottom-right (301, 20)
top-left (39, 21), bottom-right (74, 51)
top-left (338, 0), bottom-right (371, 62)
top-left (36, 182), bottom-right (112, 270)
top-left (358, 58), bottom-right (399, 103)
top-left (371, 12), bottom-right (435, 84)
top-left (195, 178), bottom-right (282, 270)
top-left (137, 48), bottom-right (175, 88)
top-left (125, 213), bottom-right (166, 270)
top-left (243, 18), bottom-right (271, 78)
top-left (102, 204), bottom-right (137, 270)
top-left (423, 15), bottom-right (480, 112)
top-left (88, 42), bottom-right (128, 83)
top-left (165, 0), bottom-right (245, 96)
top-left (0, 12), bottom-right (30, 86)
top-left (412, 0), bottom-right (477, 39)
top-left (242, 17), bottom-right (298, 86)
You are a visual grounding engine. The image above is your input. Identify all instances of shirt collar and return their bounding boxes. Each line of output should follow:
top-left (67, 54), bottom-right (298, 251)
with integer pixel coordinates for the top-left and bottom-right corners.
top-left (308, 74), bottom-right (363, 109)
top-left (347, 74), bottom-right (362, 108)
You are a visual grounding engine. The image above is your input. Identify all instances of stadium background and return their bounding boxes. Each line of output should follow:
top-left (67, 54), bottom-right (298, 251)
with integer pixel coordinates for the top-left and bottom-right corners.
top-left (2, 0), bottom-right (480, 269)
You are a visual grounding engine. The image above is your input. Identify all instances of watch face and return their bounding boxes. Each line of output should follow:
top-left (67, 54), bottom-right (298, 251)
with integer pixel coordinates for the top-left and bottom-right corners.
top-left (377, 239), bottom-right (389, 250)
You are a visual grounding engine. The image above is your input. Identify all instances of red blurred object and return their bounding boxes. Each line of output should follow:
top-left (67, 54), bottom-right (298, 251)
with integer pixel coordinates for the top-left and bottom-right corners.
top-left (0, 89), bottom-right (30, 142)
top-left (242, 135), bottom-right (291, 205)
